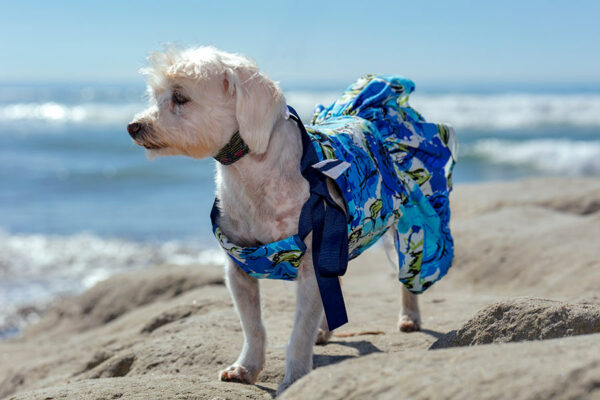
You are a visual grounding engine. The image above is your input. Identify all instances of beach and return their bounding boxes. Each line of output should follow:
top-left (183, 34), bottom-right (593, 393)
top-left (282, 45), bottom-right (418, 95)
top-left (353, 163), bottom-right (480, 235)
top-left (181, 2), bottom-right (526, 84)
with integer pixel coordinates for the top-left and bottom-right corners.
top-left (1, 177), bottom-right (599, 399)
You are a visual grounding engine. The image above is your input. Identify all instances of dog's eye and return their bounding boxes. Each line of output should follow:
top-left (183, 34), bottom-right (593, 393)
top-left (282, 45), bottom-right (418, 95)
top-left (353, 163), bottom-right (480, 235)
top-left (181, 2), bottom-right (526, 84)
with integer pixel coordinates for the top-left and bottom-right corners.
top-left (172, 92), bottom-right (189, 106)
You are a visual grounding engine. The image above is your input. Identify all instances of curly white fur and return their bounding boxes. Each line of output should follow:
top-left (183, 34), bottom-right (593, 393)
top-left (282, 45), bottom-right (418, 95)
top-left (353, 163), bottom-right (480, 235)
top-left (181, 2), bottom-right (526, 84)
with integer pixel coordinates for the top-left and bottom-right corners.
top-left (128, 46), bottom-right (421, 394)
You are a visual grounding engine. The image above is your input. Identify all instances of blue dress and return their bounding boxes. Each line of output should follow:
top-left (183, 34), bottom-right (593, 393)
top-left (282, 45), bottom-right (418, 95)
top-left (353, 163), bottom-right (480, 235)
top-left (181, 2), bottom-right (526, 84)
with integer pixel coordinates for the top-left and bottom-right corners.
top-left (211, 75), bottom-right (457, 328)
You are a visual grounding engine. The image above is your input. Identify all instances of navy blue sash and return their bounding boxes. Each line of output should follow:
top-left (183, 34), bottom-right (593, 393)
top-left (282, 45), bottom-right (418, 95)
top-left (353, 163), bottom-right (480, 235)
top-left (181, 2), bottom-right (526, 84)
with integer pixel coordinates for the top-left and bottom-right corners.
top-left (289, 106), bottom-right (349, 330)
top-left (211, 106), bottom-right (350, 330)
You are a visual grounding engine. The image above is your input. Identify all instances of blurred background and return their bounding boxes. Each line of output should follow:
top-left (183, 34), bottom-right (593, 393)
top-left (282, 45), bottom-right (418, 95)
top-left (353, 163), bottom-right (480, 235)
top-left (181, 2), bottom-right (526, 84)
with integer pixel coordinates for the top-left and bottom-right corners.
top-left (1, 0), bottom-right (599, 337)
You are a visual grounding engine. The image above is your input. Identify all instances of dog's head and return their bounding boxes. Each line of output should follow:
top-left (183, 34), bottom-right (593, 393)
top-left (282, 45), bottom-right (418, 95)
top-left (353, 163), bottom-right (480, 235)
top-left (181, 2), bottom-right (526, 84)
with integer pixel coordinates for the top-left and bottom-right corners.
top-left (127, 46), bottom-right (286, 159)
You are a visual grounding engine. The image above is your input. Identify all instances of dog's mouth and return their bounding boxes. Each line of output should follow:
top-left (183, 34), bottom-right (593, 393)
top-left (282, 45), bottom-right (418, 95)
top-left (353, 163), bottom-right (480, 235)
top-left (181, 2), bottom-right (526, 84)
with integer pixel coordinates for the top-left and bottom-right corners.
top-left (133, 138), bottom-right (164, 150)
top-left (141, 142), bottom-right (164, 150)
top-left (133, 132), bottom-right (167, 150)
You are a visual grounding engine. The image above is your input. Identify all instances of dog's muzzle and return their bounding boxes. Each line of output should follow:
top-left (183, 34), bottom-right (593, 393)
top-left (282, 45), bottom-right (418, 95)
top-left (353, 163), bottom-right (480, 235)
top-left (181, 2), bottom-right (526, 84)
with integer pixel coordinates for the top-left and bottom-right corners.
top-left (127, 122), bottom-right (163, 149)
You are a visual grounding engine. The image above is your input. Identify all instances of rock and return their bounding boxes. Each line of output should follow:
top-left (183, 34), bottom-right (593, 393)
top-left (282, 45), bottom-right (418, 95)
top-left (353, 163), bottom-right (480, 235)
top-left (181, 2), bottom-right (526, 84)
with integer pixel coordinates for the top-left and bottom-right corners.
top-left (280, 334), bottom-right (600, 400)
top-left (3, 377), bottom-right (273, 400)
top-left (22, 265), bottom-right (223, 338)
top-left (430, 298), bottom-right (600, 349)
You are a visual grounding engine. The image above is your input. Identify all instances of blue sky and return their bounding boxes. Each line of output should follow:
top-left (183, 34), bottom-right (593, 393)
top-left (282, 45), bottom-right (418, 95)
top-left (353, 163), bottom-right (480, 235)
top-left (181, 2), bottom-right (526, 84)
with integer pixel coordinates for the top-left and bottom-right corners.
top-left (1, 0), bottom-right (599, 85)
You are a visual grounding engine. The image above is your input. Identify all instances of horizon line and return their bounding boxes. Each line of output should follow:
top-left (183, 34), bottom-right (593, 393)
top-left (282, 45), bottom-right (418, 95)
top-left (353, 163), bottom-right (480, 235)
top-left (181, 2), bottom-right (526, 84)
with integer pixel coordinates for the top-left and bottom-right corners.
top-left (3, 78), bottom-right (600, 94)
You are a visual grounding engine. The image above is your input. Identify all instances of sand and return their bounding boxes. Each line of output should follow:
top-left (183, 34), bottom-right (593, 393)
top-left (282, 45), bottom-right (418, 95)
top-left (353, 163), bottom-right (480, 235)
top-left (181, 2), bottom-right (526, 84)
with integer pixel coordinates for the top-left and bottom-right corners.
top-left (1, 177), bottom-right (599, 399)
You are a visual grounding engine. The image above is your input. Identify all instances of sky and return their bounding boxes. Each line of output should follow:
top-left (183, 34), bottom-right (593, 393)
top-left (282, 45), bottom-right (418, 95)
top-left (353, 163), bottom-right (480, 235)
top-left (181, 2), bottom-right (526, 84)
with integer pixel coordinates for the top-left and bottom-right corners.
top-left (1, 0), bottom-right (599, 86)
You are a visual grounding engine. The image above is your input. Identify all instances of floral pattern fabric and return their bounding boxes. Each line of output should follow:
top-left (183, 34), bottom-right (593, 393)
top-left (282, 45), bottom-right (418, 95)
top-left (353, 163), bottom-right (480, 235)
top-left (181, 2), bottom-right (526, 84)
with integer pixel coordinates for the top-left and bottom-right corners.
top-left (212, 224), bottom-right (306, 281)
top-left (212, 75), bottom-right (457, 293)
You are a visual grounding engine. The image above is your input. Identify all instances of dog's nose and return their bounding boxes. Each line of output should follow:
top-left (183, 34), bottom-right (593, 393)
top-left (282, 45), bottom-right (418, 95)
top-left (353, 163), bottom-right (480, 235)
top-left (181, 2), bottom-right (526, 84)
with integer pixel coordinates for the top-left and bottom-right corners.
top-left (127, 122), bottom-right (143, 138)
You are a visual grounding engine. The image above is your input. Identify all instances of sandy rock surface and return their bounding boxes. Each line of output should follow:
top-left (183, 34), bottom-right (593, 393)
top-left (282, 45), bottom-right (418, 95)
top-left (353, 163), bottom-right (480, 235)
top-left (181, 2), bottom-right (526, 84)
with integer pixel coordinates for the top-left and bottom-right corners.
top-left (430, 298), bottom-right (600, 348)
top-left (1, 178), bottom-right (599, 400)
top-left (281, 334), bottom-right (600, 400)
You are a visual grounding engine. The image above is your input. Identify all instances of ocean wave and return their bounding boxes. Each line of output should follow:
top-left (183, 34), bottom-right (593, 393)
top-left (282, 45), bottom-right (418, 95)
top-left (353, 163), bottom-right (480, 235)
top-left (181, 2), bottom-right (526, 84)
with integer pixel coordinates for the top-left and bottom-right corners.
top-left (410, 93), bottom-right (600, 130)
top-left (0, 231), bottom-right (225, 333)
top-left (463, 139), bottom-right (600, 174)
top-left (3, 92), bottom-right (600, 131)
top-left (0, 231), bottom-right (225, 337)
top-left (0, 231), bottom-right (224, 285)
top-left (0, 102), bottom-right (144, 126)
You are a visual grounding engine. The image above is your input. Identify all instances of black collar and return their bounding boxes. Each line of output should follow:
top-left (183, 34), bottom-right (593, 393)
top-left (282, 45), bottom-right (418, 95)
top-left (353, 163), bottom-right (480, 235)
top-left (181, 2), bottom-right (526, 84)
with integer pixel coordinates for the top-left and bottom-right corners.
top-left (213, 131), bottom-right (250, 165)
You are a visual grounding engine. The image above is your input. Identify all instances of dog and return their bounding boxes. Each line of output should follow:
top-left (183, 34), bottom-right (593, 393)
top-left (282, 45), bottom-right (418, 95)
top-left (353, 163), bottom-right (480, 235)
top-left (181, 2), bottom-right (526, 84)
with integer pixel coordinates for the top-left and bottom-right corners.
top-left (128, 46), bottom-right (457, 394)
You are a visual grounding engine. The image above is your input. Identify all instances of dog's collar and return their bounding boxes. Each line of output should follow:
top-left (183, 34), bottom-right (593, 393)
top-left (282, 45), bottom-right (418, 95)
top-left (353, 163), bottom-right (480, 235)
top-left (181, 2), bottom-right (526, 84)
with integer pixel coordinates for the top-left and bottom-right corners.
top-left (213, 131), bottom-right (250, 165)
top-left (214, 109), bottom-right (293, 165)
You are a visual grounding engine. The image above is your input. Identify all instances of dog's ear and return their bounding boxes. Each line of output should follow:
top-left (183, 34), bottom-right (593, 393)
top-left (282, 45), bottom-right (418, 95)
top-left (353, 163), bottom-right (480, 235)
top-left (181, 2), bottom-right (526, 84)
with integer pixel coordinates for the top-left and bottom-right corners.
top-left (228, 65), bottom-right (285, 154)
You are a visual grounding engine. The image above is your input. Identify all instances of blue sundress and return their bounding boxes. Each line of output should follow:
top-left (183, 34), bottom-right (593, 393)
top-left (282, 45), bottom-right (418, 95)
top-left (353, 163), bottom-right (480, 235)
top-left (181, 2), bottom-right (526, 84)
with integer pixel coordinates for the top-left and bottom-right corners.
top-left (211, 75), bottom-right (457, 329)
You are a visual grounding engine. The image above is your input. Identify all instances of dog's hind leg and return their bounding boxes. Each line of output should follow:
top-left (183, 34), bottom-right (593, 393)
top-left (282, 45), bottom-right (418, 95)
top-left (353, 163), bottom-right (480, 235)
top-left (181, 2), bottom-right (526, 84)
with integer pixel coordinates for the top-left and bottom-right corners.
top-left (278, 252), bottom-right (323, 394)
top-left (315, 277), bottom-right (341, 345)
top-left (383, 231), bottom-right (421, 332)
top-left (315, 278), bottom-right (343, 345)
top-left (315, 310), bottom-right (332, 345)
top-left (398, 285), bottom-right (421, 332)
top-left (220, 260), bottom-right (266, 384)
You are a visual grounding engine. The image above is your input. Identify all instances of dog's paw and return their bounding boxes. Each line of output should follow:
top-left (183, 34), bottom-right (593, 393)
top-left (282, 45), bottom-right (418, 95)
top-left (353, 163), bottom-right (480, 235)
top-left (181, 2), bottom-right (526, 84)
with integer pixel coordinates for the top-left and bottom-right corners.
top-left (315, 328), bottom-right (332, 345)
top-left (219, 364), bottom-right (256, 384)
top-left (398, 315), bottom-right (421, 332)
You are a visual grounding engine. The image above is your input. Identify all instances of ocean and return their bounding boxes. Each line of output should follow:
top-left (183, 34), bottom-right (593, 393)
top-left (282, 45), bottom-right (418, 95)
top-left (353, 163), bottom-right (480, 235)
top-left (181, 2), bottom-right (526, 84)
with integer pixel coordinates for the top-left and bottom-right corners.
top-left (1, 81), bottom-right (600, 338)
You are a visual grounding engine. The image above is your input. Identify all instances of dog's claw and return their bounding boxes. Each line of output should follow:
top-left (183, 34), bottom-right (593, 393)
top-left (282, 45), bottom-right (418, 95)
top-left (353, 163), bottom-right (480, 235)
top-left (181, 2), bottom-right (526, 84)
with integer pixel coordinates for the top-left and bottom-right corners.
top-left (398, 315), bottom-right (421, 332)
top-left (315, 328), bottom-right (332, 345)
top-left (219, 364), bottom-right (255, 384)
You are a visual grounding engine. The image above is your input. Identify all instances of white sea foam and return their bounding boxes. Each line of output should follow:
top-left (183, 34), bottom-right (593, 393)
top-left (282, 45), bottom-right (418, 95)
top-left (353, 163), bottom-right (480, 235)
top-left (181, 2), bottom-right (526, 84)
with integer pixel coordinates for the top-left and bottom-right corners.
top-left (464, 139), bottom-right (600, 174)
top-left (0, 231), bottom-right (224, 286)
top-left (0, 231), bottom-right (225, 335)
top-left (0, 102), bottom-right (144, 126)
top-left (4, 92), bottom-right (600, 131)
top-left (410, 93), bottom-right (600, 130)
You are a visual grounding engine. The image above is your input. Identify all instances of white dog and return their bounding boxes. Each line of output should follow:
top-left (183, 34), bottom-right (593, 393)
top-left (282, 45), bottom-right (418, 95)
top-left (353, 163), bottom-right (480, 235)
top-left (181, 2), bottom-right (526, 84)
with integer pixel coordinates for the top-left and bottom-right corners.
top-left (128, 46), bottom-right (455, 394)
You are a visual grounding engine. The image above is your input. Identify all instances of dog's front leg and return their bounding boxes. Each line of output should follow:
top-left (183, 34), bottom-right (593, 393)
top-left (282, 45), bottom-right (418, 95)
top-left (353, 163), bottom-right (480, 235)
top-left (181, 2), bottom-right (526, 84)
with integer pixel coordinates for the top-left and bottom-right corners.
top-left (220, 260), bottom-right (266, 384)
top-left (277, 256), bottom-right (323, 394)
